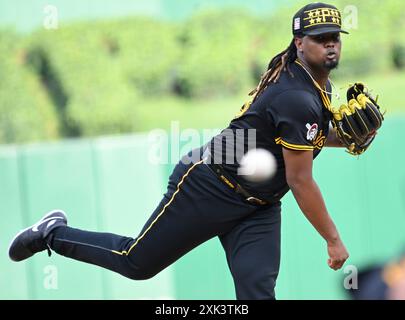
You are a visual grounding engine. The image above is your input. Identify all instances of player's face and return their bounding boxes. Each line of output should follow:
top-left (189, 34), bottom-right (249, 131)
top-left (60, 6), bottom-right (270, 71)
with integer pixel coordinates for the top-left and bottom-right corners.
top-left (300, 32), bottom-right (342, 71)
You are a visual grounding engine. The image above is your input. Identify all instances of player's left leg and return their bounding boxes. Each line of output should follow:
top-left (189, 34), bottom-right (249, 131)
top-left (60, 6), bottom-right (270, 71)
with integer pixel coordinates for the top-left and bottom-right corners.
top-left (8, 210), bottom-right (68, 262)
top-left (219, 202), bottom-right (281, 300)
top-left (9, 148), bottom-right (258, 281)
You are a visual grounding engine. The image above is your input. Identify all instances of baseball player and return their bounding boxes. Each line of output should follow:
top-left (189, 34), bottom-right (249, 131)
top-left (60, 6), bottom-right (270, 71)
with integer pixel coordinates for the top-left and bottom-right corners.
top-left (9, 2), bottom-right (384, 299)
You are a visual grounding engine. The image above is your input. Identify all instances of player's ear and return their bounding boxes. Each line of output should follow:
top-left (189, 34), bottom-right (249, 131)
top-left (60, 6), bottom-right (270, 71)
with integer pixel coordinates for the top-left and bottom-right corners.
top-left (294, 36), bottom-right (303, 53)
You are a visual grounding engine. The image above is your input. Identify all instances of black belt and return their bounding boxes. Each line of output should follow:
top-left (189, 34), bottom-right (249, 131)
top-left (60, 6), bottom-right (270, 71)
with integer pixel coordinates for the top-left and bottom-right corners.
top-left (204, 160), bottom-right (268, 206)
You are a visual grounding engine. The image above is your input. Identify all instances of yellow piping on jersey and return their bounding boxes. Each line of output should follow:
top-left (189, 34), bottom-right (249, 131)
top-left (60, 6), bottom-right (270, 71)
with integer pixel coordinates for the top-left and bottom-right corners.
top-left (275, 137), bottom-right (315, 151)
top-left (294, 60), bottom-right (333, 112)
top-left (111, 159), bottom-right (205, 256)
top-left (235, 100), bottom-right (252, 119)
top-left (219, 175), bottom-right (235, 189)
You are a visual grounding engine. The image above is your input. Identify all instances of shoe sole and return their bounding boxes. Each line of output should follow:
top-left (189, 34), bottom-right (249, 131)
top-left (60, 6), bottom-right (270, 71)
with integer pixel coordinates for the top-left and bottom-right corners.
top-left (8, 209), bottom-right (68, 261)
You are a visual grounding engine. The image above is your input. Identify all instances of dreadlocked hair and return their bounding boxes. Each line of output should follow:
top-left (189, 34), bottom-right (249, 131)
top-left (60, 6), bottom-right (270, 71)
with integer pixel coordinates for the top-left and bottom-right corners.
top-left (249, 38), bottom-right (299, 103)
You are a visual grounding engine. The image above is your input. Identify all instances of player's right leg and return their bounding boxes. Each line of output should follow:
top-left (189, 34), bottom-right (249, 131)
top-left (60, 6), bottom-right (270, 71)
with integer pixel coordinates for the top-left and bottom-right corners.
top-left (219, 202), bottom-right (282, 300)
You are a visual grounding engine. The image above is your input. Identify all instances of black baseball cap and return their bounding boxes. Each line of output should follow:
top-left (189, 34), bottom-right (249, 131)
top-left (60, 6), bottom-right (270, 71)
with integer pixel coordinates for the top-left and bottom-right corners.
top-left (292, 2), bottom-right (349, 36)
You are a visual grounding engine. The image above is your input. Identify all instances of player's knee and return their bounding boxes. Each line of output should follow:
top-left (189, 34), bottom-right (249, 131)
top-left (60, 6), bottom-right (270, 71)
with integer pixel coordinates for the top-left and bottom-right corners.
top-left (126, 268), bottom-right (156, 280)
top-left (126, 270), bottom-right (154, 281)
top-left (124, 263), bottom-right (160, 280)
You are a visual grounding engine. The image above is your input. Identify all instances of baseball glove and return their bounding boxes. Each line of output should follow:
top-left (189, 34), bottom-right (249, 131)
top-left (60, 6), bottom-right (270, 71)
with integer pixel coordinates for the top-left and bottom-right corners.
top-left (331, 83), bottom-right (384, 156)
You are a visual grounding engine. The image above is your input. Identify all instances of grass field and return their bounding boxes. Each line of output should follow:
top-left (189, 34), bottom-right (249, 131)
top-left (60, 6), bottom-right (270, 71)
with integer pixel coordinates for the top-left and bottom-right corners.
top-left (138, 70), bottom-right (405, 132)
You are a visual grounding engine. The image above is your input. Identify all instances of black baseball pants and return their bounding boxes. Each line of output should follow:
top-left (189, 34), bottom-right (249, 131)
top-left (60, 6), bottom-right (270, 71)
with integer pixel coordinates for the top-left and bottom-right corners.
top-left (48, 148), bottom-right (282, 299)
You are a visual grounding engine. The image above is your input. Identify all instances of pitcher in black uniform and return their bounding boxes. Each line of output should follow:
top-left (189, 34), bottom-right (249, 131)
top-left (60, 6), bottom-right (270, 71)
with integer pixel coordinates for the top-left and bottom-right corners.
top-left (9, 3), bottom-right (350, 300)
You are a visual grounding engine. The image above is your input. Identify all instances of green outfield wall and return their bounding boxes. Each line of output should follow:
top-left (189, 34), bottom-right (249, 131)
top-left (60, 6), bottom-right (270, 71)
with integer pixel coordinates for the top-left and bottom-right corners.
top-left (1, 117), bottom-right (404, 299)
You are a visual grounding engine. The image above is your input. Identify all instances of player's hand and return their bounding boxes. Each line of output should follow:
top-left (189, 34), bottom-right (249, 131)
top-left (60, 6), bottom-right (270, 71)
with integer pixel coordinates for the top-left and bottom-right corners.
top-left (327, 238), bottom-right (349, 270)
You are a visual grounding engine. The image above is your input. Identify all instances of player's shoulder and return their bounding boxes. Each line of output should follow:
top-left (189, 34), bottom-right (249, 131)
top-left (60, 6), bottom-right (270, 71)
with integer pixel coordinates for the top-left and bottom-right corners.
top-left (270, 87), bottom-right (318, 110)
top-left (252, 62), bottom-right (322, 114)
top-left (273, 87), bottom-right (314, 101)
top-left (256, 77), bottom-right (313, 102)
top-left (260, 69), bottom-right (316, 103)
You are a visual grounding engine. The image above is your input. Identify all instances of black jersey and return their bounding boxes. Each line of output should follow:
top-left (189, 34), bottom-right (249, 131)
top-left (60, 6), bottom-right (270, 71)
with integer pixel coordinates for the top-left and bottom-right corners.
top-left (207, 61), bottom-right (332, 202)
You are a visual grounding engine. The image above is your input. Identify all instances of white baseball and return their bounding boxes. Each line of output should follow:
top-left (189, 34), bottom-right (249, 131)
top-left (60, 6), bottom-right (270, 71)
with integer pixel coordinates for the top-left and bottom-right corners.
top-left (238, 148), bottom-right (277, 182)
